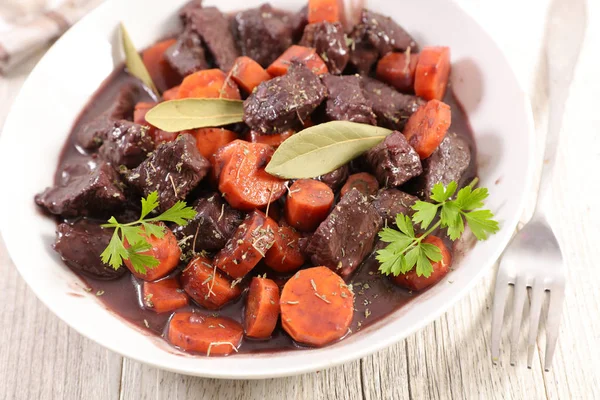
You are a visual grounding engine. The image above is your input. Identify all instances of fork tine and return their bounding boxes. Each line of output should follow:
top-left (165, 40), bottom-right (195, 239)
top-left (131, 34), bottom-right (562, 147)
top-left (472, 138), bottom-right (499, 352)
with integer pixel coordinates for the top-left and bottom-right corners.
top-left (526, 283), bottom-right (546, 368)
top-left (509, 277), bottom-right (528, 365)
top-left (490, 270), bottom-right (511, 362)
top-left (544, 282), bottom-right (566, 371)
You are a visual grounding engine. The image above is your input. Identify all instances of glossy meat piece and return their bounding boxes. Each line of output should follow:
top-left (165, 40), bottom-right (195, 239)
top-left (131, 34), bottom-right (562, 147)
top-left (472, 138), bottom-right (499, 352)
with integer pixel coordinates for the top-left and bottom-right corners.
top-left (411, 132), bottom-right (471, 199)
top-left (179, 0), bottom-right (203, 24)
top-left (364, 130), bottom-right (422, 187)
top-left (306, 189), bottom-right (382, 278)
top-left (290, 5), bottom-right (308, 42)
top-left (243, 62), bottom-right (326, 133)
top-left (233, 4), bottom-right (294, 68)
top-left (35, 162), bottom-right (126, 217)
top-left (317, 164), bottom-right (349, 191)
top-left (359, 9), bottom-right (418, 55)
top-left (299, 22), bottom-right (349, 74)
top-left (362, 76), bottom-right (424, 131)
top-left (172, 192), bottom-right (244, 256)
top-left (98, 121), bottom-right (154, 168)
top-left (372, 188), bottom-right (418, 226)
top-left (187, 7), bottom-right (240, 70)
top-left (105, 82), bottom-right (142, 121)
top-left (164, 27), bottom-right (209, 77)
top-left (126, 134), bottom-right (210, 212)
top-left (54, 219), bottom-right (126, 280)
top-left (321, 74), bottom-right (376, 124)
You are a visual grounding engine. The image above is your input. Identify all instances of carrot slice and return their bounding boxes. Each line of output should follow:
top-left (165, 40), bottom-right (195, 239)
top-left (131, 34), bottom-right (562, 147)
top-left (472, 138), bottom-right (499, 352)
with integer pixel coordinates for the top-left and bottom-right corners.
top-left (133, 102), bottom-right (178, 143)
top-left (214, 211), bottom-right (278, 278)
top-left (244, 277), bottom-right (280, 338)
top-left (123, 224), bottom-right (181, 281)
top-left (142, 278), bottom-right (188, 313)
top-left (247, 130), bottom-right (294, 148)
top-left (181, 255), bottom-right (242, 309)
top-left (265, 225), bottom-right (305, 273)
top-left (402, 99), bottom-right (451, 159)
top-left (340, 172), bottom-right (379, 197)
top-left (414, 46), bottom-right (451, 101)
top-left (177, 69), bottom-right (241, 100)
top-left (267, 45), bottom-right (328, 77)
top-left (167, 312), bottom-right (243, 355)
top-left (284, 179), bottom-right (334, 232)
top-left (376, 51), bottom-right (419, 93)
top-left (392, 236), bottom-right (452, 291)
top-left (190, 128), bottom-right (238, 165)
top-left (308, 0), bottom-right (341, 23)
top-left (162, 85), bottom-right (180, 101)
top-left (142, 39), bottom-right (181, 93)
top-left (280, 266), bottom-right (354, 346)
top-left (218, 140), bottom-right (287, 210)
top-left (230, 56), bottom-right (272, 94)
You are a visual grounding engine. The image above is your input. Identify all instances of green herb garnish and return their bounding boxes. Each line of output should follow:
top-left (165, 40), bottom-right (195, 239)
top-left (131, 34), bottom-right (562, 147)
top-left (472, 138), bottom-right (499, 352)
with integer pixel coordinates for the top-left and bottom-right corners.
top-left (376, 179), bottom-right (500, 278)
top-left (100, 191), bottom-right (196, 273)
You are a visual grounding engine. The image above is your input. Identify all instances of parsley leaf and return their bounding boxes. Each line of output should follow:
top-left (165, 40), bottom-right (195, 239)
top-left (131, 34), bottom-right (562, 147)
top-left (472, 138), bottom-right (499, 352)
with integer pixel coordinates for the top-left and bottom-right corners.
top-left (100, 192), bottom-right (196, 273)
top-left (375, 179), bottom-right (499, 278)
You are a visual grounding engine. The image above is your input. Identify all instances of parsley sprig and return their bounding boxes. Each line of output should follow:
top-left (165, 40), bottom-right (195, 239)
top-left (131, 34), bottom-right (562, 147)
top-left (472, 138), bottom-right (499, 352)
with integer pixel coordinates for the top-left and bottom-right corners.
top-left (376, 179), bottom-right (499, 278)
top-left (100, 191), bottom-right (196, 273)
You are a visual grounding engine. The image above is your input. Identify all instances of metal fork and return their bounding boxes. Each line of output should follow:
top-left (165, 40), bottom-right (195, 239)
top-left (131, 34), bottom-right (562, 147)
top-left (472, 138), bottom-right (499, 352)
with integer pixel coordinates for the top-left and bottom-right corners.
top-left (490, 0), bottom-right (586, 371)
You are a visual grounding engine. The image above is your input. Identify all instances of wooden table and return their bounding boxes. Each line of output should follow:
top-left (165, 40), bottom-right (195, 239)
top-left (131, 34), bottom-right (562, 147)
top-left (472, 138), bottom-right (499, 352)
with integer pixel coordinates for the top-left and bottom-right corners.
top-left (1, 1), bottom-right (599, 398)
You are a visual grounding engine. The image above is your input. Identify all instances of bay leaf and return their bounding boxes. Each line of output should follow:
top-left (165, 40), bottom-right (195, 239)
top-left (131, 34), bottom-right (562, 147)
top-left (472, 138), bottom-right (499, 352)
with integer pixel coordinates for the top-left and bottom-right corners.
top-left (265, 121), bottom-right (393, 179)
top-left (145, 99), bottom-right (244, 132)
top-left (120, 23), bottom-right (158, 96)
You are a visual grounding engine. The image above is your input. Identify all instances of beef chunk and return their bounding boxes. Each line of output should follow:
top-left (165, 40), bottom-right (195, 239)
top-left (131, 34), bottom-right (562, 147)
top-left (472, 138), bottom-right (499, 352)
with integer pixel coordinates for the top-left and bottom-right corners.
top-left (411, 132), bottom-right (471, 199)
top-left (362, 77), bottom-right (424, 130)
top-left (187, 7), bottom-right (240, 70)
top-left (126, 134), bottom-right (210, 211)
top-left (98, 121), bottom-right (154, 168)
top-left (359, 9), bottom-right (418, 55)
top-left (173, 192), bottom-right (244, 256)
top-left (347, 32), bottom-right (379, 75)
top-left (75, 83), bottom-right (142, 150)
top-left (164, 27), bottom-right (209, 77)
top-left (321, 74), bottom-right (376, 124)
top-left (306, 189), bottom-right (382, 278)
top-left (291, 5), bottom-right (308, 42)
top-left (372, 188), bottom-right (418, 226)
top-left (180, 0), bottom-right (203, 24)
top-left (364, 131), bottom-right (422, 187)
top-left (318, 164), bottom-right (349, 191)
top-left (54, 220), bottom-right (126, 280)
top-left (35, 162), bottom-right (126, 217)
top-left (243, 62), bottom-right (326, 133)
top-left (300, 22), bottom-right (349, 74)
top-left (233, 4), bottom-right (294, 68)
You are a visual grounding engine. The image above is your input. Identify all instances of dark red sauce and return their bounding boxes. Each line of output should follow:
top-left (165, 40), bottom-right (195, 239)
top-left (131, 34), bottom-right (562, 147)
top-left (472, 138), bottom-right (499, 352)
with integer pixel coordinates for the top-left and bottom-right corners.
top-left (54, 67), bottom-right (476, 355)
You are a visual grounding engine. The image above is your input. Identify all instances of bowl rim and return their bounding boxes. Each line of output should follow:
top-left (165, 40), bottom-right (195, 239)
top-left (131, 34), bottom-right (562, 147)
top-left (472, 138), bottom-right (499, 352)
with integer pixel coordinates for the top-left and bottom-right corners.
top-left (0, 0), bottom-right (535, 379)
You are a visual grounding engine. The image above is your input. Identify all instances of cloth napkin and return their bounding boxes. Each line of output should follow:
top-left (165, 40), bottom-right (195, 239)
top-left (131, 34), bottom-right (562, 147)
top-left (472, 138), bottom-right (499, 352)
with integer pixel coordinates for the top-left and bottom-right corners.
top-left (0, 0), bottom-right (103, 74)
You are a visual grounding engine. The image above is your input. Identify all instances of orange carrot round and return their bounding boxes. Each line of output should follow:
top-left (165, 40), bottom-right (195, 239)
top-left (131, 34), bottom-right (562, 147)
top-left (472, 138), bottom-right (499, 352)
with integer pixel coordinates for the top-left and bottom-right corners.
top-left (402, 99), bottom-right (451, 159)
top-left (123, 224), bottom-right (181, 281)
top-left (142, 39), bottom-right (181, 93)
top-left (218, 140), bottom-right (286, 211)
top-left (167, 312), bottom-right (243, 355)
top-left (340, 172), bottom-right (379, 197)
top-left (308, 0), bottom-right (341, 24)
top-left (280, 266), bottom-right (354, 347)
top-left (162, 85), bottom-right (180, 101)
top-left (265, 225), bottom-right (305, 273)
top-left (181, 256), bottom-right (242, 309)
top-left (267, 45), bottom-right (328, 77)
top-left (142, 278), bottom-right (188, 313)
top-left (230, 56), bottom-right (272, 94)
top-left (247, 130), bottom-right (294, 148)
top-left (244, 277), bottom-right (280, 338)
top-left (177, 69), bottom-right (241, 100)
top-left (376, 51), bottom-right (419, 93)
top-left (414, 46), bottom-right (451, 101)
top-left (190, 128), bottom-right (238, 165)
top-left (392, 236), bottom-right (452, 291)
top-left (284, 179), bottom-right (334, 232)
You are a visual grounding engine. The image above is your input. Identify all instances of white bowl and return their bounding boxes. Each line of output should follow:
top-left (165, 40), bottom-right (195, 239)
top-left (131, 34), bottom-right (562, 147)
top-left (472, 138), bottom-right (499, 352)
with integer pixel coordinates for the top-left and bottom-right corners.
top-left (0, 0), bottom-right (534, 379)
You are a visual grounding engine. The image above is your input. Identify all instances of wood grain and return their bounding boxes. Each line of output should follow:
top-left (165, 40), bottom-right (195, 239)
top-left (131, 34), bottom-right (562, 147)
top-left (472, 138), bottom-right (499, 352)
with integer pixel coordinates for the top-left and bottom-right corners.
top-left (1, 0), bottom-right (599, 399)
